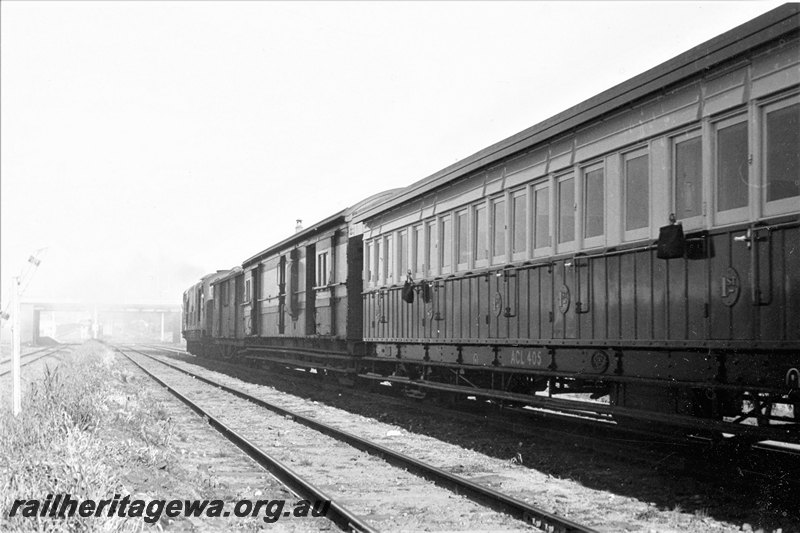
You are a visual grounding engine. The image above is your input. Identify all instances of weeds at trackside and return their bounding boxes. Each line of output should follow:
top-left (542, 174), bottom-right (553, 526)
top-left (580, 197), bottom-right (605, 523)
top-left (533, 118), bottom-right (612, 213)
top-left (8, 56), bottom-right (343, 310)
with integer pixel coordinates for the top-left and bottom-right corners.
top-left (0, 341), bottom-right (178, 532)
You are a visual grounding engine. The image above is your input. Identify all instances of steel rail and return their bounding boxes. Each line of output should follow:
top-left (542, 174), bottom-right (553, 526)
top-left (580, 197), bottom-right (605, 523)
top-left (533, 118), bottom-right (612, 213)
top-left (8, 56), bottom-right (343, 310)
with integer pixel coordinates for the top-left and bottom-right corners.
top-left (128, 346), bottom-right (597, 533)
top-left (0, 346), bottom-right (65, 377)
top-left (116, 347), bottom-right (377, 533)
top-left (140, 344), bottom-right (800, 458)
top-left (137, 346), bottom-right (721, 453)
top-left (156, 346), bottom-right (800, 495)
top-left (135, 344), bottom-right (189, 356)
top-left (143, 343), bottom-right (800, 504)
top-left (0, 345), bottom-right (56, 366)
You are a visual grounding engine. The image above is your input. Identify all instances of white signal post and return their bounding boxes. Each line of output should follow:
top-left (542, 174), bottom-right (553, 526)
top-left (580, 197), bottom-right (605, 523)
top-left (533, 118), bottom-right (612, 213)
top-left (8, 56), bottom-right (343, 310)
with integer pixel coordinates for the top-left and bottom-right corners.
top-left (2, 251), bottom-right (45, 416)
top-left (11, 276), bottom-right (21, 416)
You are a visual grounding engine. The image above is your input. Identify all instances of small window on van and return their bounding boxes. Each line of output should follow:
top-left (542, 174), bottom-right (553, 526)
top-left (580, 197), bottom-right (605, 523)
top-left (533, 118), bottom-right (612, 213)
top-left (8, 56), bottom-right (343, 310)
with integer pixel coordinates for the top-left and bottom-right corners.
top-left (716, 118), bottom-right (749, 218)
top-left (511, 190), bottom-right (527, 257)
top-left (674, 133), bottom-right (702, 221)
top-left (456, 210), bottom-right (469, 268)
top-left (440, 216), bottom-right (452, 273)
top-left (533, 184), bottom-right (550, 251)
top-left (764, 98), bottom-right (799, 212)
top-left (474, 204), bottom-right (488, 265)
top-left (583, 165), bottom-right (604, 240)
top-left (491, 197), bottom-right (506, 263)
top-left (625, 153), bottom-right (649, 231)
top-left (557, 176), bottom-right (575, 244)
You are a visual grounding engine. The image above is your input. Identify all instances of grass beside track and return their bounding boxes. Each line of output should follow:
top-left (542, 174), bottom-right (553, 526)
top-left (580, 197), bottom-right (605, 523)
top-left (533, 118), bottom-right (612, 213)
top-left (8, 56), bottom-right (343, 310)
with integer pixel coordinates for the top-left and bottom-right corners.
top-left (0, 341), bottom-right (177, 532)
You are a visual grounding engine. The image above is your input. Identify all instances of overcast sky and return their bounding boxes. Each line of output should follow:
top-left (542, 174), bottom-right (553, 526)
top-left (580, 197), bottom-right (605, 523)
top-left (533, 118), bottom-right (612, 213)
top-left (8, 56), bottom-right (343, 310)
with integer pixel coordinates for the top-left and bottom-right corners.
top-left (0, 1), bottom-right (783, 311)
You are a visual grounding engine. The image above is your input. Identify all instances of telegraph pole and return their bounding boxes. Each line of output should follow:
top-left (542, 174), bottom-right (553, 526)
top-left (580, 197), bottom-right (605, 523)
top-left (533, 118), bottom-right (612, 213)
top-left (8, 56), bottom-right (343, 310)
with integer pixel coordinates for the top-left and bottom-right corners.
top-left (11, 276), bottom-right (21, 416)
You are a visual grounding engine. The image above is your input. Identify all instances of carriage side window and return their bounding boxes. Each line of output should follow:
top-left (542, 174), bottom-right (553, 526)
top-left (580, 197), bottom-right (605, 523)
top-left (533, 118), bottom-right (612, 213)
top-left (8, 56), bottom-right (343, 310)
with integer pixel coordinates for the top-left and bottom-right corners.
top-left (474, 204), bottom-right (488, 266)
top-left (384, 234), bottom-right (394, 284)
top-left (716, 117), bottom-right (749, 218)
top-left (412, 225), bottom-right (424, 275)
top-left (245, 278), bottom-right (252, 302)
top-left (375, 239), bottom-right (382, 285)
top-left (316, 251), bottom-right (329, 286)
top-left (557, 175), bottom-right (575, 245)
top-left (583, 165), bottom-right (604, 241)
top-left (456, 210), bottom-right (469, 269)
top-left (425, 220), bottom-right (437, 276)
top-left (511, 190), bottom-right (527, 257)
top-left (491, 197), bottom-right (506, 263)
top-left (365, 241), bottom-right (374, 284)
top-left (673, 132), bottom-right (702, 222)
top-left (440, 215), bottom-right (453, 273)
top-left (764, 98), bottom-right (800, 210)
top-left (624, 150), bottom-right (650, 237)
top-left (533, 184), bottom-right (550, 251)
top-left (398, 230), bottom-right (408, 278)
top-left (221, 282), bottom-right (228, 306)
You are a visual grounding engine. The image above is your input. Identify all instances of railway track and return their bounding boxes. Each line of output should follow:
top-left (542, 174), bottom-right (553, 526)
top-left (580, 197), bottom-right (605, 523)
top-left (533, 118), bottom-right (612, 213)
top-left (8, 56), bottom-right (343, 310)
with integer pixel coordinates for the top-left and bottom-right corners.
top-left (141, 344), bottom-right (800, 462)
top-left (139, 343), bottom-right (800, 515)
top-left (0, 345), bottom-right (66, 377)
top-left (117, 345), bottom-right (596, 533)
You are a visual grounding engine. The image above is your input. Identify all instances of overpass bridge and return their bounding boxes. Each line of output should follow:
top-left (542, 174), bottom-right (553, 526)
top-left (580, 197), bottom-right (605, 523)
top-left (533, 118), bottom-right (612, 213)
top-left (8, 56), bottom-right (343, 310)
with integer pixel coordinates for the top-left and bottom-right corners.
top-left (18, 301), bottom-right (182, 345)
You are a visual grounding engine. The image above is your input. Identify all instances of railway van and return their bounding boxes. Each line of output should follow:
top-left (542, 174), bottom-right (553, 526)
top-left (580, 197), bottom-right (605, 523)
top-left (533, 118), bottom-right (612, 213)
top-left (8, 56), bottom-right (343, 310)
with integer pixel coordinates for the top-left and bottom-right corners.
top-left (181, 270), bottom-right (231, 356)
top-left (353, 5), bottom-right (800, 440)
top-left (193, 191), bottom-right (398, 370)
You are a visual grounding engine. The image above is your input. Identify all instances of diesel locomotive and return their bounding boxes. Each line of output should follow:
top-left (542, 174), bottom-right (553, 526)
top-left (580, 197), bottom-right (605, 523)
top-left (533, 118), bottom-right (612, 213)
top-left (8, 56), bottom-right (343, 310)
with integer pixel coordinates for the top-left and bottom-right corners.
top-left (184, 5), bottom-right (800, 443)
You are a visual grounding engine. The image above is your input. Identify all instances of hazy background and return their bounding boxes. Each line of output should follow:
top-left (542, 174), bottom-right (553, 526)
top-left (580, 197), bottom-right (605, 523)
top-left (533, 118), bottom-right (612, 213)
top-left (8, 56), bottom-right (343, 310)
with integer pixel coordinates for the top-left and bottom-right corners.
top-left (1, 1), bottom-right (782, 313)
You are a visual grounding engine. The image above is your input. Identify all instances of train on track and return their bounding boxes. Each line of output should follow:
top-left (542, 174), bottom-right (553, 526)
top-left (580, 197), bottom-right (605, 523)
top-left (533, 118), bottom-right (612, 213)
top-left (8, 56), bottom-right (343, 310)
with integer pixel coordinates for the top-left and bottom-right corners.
top-left (184, 5), bottom-right (800, 443)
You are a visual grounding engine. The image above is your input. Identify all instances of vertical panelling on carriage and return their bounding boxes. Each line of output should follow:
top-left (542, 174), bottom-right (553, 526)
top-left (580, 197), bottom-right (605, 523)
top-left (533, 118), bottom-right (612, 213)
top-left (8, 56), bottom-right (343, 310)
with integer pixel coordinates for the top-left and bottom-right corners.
top-left (355, 14), bottom-right (799, 400)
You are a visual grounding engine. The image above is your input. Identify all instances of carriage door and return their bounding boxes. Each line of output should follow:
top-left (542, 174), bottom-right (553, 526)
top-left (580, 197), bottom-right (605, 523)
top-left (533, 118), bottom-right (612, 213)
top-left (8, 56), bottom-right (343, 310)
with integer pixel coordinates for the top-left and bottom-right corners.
top-left (205, 297), bottom-right (214, 338)
top-left (558, 258), bottom-right (580, 340)
top-left (553, 255), bottom-right (589, 341)
top-left (287, 248), bottom-right (300, 323)
top-left (552, 174), bottom-right (579, 340)
top-left (278, 256), bottom-right (286, 334)
top-left (726, 223), bottom-right (778, 341)
top-left (234, 275), bottom-right (244, 339)
top-left (243, 272), bottom-right (253, 336)
top-left (213, 288), bottom-right (222, 338)
top-left (250, 265), bottom-right (261, 336)
top-left (305, 243), bottom-right (317, 335)
top-left (751, 224), bottom-right (780, 341)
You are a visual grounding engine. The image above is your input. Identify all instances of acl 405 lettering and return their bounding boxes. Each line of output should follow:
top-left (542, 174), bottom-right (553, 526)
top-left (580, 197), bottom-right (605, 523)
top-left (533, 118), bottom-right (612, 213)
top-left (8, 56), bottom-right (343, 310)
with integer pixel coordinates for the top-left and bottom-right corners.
top-left (509, 349), bottom-right (545, 367)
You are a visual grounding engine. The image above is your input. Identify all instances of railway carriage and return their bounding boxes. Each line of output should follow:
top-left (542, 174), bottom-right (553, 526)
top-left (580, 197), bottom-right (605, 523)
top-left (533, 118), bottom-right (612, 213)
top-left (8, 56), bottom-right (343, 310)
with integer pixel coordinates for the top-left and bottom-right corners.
top-left (210, 267), bottom-right (244, 353)
top-left (184, 5), bottom-right (799, 442)
top-left (194, 191), bottom-right (398, 370)
top-left (181, 270), bottom-right (231, 356)
top-left (354, 6), bottom-right (800, 440)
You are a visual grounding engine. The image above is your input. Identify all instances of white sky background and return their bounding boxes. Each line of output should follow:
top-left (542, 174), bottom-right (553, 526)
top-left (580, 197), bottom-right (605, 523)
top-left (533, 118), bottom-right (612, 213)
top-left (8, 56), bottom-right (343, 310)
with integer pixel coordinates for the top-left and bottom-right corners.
top-left (0, 1), bottom-right (783, 310)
